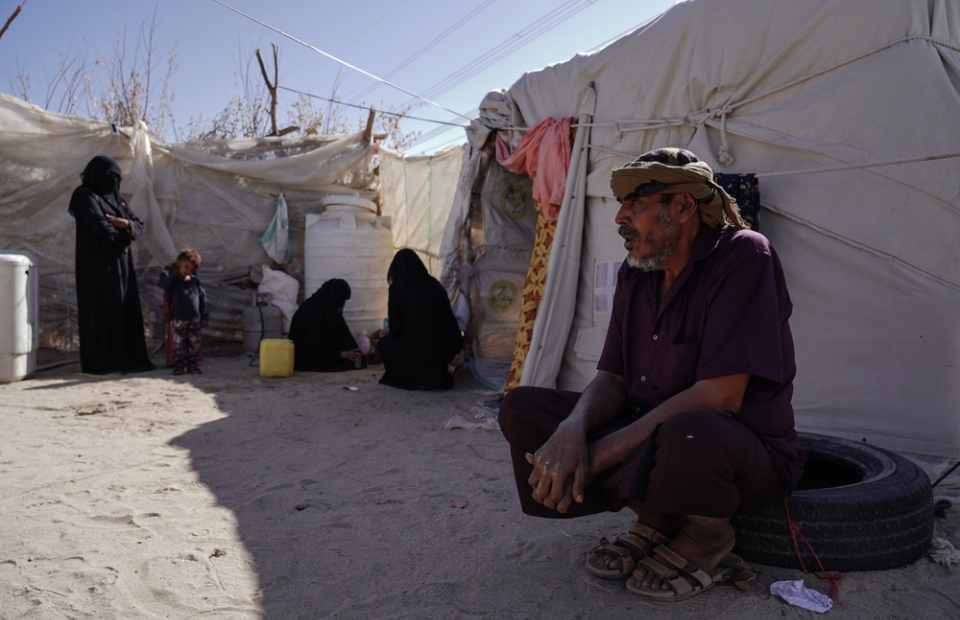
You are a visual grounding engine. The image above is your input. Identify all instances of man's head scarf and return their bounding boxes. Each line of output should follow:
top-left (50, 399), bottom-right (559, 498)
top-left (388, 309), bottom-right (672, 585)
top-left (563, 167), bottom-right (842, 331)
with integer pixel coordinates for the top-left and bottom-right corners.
top-left (610, 148), bottom-right (745, 229)
top-left (387, 249), bottom-right (429, 283)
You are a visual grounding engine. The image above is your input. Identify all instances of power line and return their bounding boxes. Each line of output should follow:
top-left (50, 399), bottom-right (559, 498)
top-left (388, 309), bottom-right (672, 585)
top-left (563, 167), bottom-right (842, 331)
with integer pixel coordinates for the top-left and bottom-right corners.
top-left (407, 107), bottom-right (479, 147)
top-left (209, 0), bottom-right (473, 121)
top-left (278, 85), bottom-right (467, 127)
top-left (411, 131), bottom-right (470, 156)
top-left (332, 0), bottom-right (414, 62)
top-left (349, 0), bottom-right (498, 105)
top-left (401, 8), bottom-right (665, 147)
top-left (408, 0), bottom-right (599, 106)
top-left (586, 11), bottom-right (666, 53)
top-left (400, 12), bottom-right (661, 150)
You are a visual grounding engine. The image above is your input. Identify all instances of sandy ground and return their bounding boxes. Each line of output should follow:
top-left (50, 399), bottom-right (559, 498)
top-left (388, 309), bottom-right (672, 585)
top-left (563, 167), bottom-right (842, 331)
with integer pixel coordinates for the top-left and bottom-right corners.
top-left (2, 352), bottom-right (959, 619)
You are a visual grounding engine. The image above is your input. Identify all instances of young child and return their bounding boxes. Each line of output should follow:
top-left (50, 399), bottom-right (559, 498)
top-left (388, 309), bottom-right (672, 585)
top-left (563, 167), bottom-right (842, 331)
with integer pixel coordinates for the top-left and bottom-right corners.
top-left (159, 249), bottom-right (209, 375)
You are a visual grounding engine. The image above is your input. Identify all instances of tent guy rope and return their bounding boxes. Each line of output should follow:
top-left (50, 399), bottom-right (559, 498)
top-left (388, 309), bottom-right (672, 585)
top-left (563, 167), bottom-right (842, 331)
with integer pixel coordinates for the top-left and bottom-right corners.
top-left (208, 0), bottom-right (473, 122)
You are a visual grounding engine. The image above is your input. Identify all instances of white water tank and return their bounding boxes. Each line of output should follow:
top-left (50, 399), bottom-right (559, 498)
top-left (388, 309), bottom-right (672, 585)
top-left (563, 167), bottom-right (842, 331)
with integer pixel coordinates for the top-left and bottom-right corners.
top-left (0, 252), bottom-right (39, 382)
top-left (304, 195), bottom-right (393, 334)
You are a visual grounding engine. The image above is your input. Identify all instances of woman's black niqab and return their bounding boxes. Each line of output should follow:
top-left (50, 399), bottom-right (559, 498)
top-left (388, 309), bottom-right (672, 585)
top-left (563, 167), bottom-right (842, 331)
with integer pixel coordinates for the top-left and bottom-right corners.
top-left (71, 155), bottom-right (123, 217)
top-left (377, 249), bottom-right (462, 390)
top-left (387, 248), bottom-right (429, 283)
top-left (288, 278), bottom-right (362, 372)
top-left (69, 154), bottom-right (155, 374)
top-left (314, 278), bottom-right (352, 315)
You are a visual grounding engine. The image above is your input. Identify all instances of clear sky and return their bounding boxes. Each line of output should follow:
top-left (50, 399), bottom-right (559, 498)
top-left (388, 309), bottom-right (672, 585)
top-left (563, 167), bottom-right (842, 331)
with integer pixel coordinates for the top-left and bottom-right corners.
top-left (0, 0), bottom-right (673, 154)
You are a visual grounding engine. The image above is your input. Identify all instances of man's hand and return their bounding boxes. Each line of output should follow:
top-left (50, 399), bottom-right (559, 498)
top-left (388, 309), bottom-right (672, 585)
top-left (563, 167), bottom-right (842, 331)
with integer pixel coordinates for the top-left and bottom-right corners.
top-left (525, 423), bottom-right (589, 513)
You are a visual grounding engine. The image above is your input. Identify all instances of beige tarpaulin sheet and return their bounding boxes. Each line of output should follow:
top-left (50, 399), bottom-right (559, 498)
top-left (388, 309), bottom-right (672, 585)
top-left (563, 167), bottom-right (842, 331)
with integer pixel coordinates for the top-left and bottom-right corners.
top-left (379, 144), bottom-right (466, 278)
top-left (0, 93), bottom-right (463, 349)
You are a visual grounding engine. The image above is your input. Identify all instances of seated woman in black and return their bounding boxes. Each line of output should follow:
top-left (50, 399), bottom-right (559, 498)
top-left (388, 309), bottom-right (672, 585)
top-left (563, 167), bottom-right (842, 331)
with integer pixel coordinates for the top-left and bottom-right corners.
top-left (377, 249), bottom-right (463, 390)
top-left (288, 279), bottom-right (364, 372)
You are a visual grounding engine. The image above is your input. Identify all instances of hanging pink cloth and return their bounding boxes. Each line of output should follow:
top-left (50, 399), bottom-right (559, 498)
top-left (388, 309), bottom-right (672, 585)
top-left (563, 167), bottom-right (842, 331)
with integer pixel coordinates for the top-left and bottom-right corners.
top-left (495, 116), bottom-right (573, 221)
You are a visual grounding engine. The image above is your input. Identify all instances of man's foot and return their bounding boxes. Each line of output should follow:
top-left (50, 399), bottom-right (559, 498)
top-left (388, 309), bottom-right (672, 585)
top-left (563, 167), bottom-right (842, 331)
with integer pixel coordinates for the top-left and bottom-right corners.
top-left (188, 365), bottom-right (202, 375)
top-left (586, 522), bottom-right (671, 579)
top-left (627, 516), bottom-right (738, 599)
top-left (173, 365), bottom-right (185, 376)
top-left (586, 511), bottom-right (681, 579)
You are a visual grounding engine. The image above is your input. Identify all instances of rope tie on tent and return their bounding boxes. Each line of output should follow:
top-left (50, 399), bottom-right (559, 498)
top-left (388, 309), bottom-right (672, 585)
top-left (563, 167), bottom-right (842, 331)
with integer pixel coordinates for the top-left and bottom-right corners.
top-left (717, 111), bottom-right (734, 166)
top-left (783, 499), bottom-right (843, 606)
top-left (684, 105), bottom-right (735, 166)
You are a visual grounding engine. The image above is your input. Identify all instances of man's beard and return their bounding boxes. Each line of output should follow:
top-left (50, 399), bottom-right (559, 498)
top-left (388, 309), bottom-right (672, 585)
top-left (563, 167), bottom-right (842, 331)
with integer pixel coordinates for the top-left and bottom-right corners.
top-left (622, 207), bottom-right (678, 272)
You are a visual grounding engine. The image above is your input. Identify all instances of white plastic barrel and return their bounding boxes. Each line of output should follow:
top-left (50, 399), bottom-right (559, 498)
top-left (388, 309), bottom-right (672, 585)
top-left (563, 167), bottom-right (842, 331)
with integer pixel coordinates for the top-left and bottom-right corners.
top-left (304, 195), bottom-right (393, 335)
top-left (0, 252), bottom-right (39, 382)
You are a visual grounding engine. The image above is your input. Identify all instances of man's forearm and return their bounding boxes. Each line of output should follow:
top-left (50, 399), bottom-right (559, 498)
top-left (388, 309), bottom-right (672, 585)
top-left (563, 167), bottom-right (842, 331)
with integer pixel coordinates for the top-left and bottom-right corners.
top-left (587, 373), bottom-right (749, 474)
top-left (558, 370), bottom-right (626, 435)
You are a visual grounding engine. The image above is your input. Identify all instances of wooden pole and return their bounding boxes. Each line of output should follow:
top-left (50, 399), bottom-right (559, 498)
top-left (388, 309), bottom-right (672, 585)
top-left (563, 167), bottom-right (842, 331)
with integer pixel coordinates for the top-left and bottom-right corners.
top-left (255, 44), bottom-right (280, 136)
top-left (363, 108), bottom-right (376, 141)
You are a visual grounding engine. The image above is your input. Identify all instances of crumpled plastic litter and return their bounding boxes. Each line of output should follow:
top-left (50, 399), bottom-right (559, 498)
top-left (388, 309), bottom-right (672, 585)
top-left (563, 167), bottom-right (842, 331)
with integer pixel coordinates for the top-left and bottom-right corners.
top-left (770, 580), bottom-right (833, 613)
top-left (444, 414), bottom-right (499, 431)
top-left (929, 537), bottom-right (960, 566)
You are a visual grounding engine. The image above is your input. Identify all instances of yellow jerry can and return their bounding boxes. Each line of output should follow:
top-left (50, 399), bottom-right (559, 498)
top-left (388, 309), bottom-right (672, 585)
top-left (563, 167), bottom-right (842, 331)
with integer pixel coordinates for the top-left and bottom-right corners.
top-left (259, 338), bottom-right (295, 377)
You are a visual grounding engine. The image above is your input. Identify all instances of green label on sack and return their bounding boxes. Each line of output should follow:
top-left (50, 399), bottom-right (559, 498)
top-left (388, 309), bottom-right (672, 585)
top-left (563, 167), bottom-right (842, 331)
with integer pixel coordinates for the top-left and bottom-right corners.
top-left (488, 279), bottom-right (518, 313)
top-left (500, 184), bottom-right (531, 221)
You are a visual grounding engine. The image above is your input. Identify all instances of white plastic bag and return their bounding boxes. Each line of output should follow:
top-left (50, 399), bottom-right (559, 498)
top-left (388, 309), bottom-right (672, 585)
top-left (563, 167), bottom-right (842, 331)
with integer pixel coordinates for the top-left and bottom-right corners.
top-left (258, 267), bottom-right (300, 333)
top-left (770, 580), bottom-right (833, 613)
top-left (260, 193), bottom-right (291, 264)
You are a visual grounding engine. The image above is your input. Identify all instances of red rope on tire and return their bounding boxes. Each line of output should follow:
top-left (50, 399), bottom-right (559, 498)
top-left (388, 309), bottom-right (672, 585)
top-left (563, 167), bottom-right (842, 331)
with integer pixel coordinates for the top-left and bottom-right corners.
top-left (783, 499), bottom-right (843, 606)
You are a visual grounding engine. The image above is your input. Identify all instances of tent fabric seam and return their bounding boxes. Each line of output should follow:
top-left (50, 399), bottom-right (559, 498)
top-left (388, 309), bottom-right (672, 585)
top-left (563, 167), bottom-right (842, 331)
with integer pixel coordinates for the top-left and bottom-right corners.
top-left (587, 143), bottom-right (960, 180)
top-left (761, 201), bottom-right (960, 293)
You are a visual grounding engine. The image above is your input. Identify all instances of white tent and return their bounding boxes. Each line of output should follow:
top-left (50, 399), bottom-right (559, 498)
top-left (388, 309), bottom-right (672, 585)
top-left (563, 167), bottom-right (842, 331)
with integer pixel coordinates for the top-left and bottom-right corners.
top-left (441, 0), bottom-right (960, 458)
top-left (0, 92), bottom-right (463, 349)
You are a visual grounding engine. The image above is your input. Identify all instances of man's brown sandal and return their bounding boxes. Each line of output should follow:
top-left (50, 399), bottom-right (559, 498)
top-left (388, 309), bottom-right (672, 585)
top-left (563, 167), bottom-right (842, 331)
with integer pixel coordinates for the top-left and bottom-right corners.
top-left (585, 522), bottom-right (671, 579)
top-left (625, 546), bottom-right (756, 601)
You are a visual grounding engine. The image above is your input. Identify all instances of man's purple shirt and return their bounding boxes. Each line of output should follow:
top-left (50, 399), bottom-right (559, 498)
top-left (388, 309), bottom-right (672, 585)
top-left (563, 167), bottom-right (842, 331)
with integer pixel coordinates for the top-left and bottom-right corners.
top-left (597, 224), bottom-right (805, 486)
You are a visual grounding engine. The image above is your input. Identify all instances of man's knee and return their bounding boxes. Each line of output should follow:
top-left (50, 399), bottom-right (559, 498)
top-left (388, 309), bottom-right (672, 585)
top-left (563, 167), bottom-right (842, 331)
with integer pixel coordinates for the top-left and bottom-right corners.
top-left (653, 411), bottom-right (743, 460)
top-left (499, 386), bottom-right (536, 432)
top-left (499, 387), bottom-right (580, 445)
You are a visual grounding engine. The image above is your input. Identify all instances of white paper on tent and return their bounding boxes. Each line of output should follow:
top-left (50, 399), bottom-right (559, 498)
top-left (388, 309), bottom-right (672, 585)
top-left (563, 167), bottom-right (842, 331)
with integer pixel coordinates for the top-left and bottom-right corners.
top-left (574, 327), bottom-right (607, 362)
top-left (593, 260), bottom-right (620, 315)
top-left (260, 193), bottom-right (291, 264)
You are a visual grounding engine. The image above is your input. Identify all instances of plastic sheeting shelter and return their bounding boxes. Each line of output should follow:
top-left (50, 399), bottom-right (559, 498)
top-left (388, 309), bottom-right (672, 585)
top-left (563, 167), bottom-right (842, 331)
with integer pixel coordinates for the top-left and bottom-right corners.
top-left (440, 0), bottom-right (960, 459)
top-left (0, 92), bottom-right (463, 350)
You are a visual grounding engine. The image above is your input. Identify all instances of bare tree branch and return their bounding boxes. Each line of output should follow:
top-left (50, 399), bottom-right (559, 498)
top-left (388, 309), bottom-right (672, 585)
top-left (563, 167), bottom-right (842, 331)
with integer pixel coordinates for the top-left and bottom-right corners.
top-left (0, 2), bottom-right (26, 42)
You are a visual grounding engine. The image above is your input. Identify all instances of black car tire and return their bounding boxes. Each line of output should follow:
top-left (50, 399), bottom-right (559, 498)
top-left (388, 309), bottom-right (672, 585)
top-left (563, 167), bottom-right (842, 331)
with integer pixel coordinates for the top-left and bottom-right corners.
top-left (732, 433), bottom-right (934, 572)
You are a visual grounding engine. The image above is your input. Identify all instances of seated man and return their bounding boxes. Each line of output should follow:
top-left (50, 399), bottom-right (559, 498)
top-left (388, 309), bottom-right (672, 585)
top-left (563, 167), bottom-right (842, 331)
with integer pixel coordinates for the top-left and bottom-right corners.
top-left (498, 148), bottom-right (805, 601)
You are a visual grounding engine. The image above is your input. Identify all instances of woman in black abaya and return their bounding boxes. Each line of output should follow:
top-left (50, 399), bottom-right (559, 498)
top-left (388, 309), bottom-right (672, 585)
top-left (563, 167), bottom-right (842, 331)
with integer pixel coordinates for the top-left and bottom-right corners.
top-left (288, 278), bottom-right (364, 372)
top-left (377, 249), bottom-right (462, 390)
top-left (69, 155), bottom-right (155, 374)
